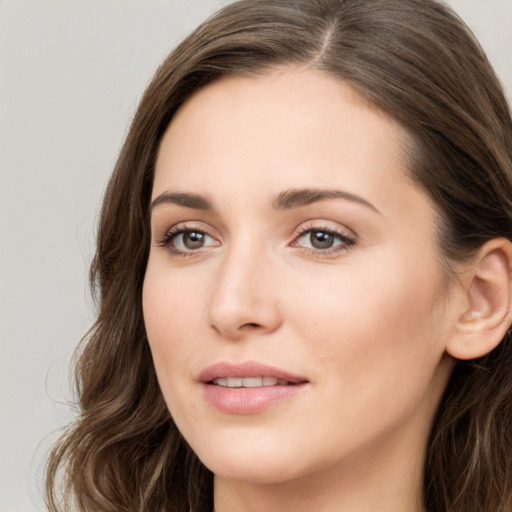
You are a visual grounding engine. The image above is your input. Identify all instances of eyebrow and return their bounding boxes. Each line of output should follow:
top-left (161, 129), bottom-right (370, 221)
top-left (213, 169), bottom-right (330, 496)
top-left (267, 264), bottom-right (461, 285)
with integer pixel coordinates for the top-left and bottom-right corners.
top-left (150, 192), bottom-right (214, 212)
top-left (272, 188), bottom-right (381, 214)
top-left (150, 188), bottom-right (380, 215)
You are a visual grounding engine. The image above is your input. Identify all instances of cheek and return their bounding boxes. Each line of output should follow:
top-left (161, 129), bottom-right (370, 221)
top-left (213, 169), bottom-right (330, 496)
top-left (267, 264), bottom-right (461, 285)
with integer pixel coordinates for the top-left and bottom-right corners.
top-left (286, 251), bottom-right (447, 390)
top-left (142, 260), bottom-right (202, 384)
top-left (283, 259), bottom-right (449, 458)
top-left (142, 265), bottom-right (209, 436)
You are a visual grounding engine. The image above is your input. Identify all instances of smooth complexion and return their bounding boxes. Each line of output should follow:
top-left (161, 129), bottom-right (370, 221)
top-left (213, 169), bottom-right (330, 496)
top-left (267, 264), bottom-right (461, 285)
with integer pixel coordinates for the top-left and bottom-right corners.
top-left (143, 67), bottom-right (462, 512)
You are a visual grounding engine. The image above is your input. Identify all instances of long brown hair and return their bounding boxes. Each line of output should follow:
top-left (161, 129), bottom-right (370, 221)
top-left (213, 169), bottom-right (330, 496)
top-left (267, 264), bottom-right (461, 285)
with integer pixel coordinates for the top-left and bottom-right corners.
top-left (46, 1), bottom-right (512, 511)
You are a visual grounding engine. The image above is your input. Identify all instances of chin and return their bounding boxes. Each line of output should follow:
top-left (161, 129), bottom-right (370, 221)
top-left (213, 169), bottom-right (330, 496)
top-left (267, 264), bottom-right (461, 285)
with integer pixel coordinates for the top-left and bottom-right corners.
top-left (205, 457), bottom-right (303, 485)
top-left (188, 428), bottom-right (310, 485)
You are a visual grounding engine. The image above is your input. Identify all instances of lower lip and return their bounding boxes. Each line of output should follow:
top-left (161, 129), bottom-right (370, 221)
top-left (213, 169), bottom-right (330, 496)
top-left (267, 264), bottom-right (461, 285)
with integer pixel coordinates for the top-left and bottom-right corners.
top-left (202, 383), bottom-right (307, 414)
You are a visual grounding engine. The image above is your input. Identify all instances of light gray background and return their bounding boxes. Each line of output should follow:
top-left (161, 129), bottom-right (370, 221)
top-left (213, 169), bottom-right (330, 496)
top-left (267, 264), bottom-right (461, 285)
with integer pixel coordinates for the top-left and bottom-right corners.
top-left (1, 1), bottom-right (511, 511)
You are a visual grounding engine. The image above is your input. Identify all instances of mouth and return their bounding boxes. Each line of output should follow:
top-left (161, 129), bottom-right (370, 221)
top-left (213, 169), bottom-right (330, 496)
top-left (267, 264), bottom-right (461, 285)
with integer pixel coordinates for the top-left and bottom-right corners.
top-left (199, 361), bottom-right (309, 414)
top-left (199, 360), bottom-right (308, 386)
top-left (211, 376), bottom-right (295, 387)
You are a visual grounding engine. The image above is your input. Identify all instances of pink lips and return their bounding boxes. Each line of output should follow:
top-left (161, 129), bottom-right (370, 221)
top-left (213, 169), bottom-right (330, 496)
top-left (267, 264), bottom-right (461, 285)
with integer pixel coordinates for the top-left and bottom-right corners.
top-left (199, 361), bottom-right (308, 414)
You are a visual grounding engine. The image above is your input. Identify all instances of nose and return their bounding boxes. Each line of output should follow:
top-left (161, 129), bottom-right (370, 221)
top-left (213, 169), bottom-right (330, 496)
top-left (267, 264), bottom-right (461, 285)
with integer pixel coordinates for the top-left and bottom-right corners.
top-left (207, 244), bottom-right (283, 340)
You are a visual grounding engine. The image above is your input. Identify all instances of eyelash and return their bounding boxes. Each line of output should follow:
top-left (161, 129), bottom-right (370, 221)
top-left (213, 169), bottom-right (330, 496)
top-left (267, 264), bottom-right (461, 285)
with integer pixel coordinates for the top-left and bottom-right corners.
top-left (156, 223), bottom-right (215, 257)
top-left (291, 224), bottom-right (356, 256)
top-left (156, 223), bottom-right (356, 257)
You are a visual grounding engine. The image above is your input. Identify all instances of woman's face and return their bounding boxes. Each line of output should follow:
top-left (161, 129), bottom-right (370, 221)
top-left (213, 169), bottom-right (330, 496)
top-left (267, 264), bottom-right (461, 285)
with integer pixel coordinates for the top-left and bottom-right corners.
top-left (143, 67), bottom-right (456, 486)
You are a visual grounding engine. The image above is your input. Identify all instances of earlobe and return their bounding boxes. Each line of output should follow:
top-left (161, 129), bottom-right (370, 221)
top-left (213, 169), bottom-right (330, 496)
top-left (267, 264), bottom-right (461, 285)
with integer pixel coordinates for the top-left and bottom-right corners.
top-left (447, 239), bottom-right (512, 360)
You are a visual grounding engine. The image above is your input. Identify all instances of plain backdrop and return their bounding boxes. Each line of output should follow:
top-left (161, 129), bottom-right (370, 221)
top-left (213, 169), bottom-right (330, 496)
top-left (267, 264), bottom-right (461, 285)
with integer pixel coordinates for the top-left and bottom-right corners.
top-left (1, 1), bottom-right (511, 510)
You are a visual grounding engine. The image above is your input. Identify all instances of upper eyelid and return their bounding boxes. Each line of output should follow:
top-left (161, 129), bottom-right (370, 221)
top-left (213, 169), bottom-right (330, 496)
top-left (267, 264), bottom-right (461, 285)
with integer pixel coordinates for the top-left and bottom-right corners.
top-left (154, 222), bottom-right (216, 247)
top-left (155, 220), bottom-right (217, 238)
top-left (293, 220), bottom-right (356, 238)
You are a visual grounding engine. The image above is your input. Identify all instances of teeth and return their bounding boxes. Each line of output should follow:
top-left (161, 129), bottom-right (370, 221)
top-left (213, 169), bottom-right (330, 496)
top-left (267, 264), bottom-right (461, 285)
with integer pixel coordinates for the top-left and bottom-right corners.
top-left (262, 376), bottom-right (278, 386)
top-left (243, 377), bottom-right (263, 387)
top-left (212, 376), bottom-right (290, 388)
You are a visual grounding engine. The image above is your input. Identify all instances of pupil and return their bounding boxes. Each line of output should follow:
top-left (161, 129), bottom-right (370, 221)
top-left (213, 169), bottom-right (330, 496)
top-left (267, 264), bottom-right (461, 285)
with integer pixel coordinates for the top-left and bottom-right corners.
top-left (311, 230), bottom-right (334, 249)
top-left (184, 231), bottom-right (204, 249)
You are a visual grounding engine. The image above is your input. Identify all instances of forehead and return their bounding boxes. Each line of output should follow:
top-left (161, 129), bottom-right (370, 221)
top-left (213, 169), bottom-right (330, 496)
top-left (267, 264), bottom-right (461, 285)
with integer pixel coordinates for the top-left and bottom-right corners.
top-left (153, 66), bottom-right (415, 215)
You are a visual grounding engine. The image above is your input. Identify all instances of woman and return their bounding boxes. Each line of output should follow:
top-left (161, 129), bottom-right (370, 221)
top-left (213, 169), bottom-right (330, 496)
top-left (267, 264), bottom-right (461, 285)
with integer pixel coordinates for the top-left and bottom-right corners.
top-left (46, 0), bottom-right (512, 511)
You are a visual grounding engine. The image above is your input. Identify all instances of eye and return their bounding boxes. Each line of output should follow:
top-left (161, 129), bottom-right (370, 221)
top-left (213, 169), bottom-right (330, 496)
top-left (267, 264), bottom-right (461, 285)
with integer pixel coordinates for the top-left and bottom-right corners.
top-left (157, 225), bottom-right (219, 255)
top-left (303, 230), bottom-right (338, 250)
top-left (173, 230), bottom-right (213, 250)
top-left (292, 226), bottom-right (355, 254)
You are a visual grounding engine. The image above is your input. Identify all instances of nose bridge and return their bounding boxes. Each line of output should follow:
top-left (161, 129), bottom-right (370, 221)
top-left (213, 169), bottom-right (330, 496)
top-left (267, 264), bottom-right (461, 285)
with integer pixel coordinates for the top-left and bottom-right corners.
top-left (208, 233), bottom-right (281, 338)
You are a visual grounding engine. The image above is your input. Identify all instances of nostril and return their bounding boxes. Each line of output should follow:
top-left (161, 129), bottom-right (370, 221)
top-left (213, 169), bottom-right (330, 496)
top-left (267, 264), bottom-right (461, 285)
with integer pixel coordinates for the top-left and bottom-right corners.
top-left (241, 322), bottom-right (260, 329)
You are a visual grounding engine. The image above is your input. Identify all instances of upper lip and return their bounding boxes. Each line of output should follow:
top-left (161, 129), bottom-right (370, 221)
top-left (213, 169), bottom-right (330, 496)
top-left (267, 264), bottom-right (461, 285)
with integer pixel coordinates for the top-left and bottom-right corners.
top-left (198, 360), bottom-right (308, 384)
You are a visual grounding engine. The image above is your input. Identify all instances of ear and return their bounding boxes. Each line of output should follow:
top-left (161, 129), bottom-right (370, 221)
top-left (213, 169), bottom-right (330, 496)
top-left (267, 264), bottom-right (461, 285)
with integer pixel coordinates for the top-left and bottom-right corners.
top-left (447, 238), bottom-right (512, 360)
